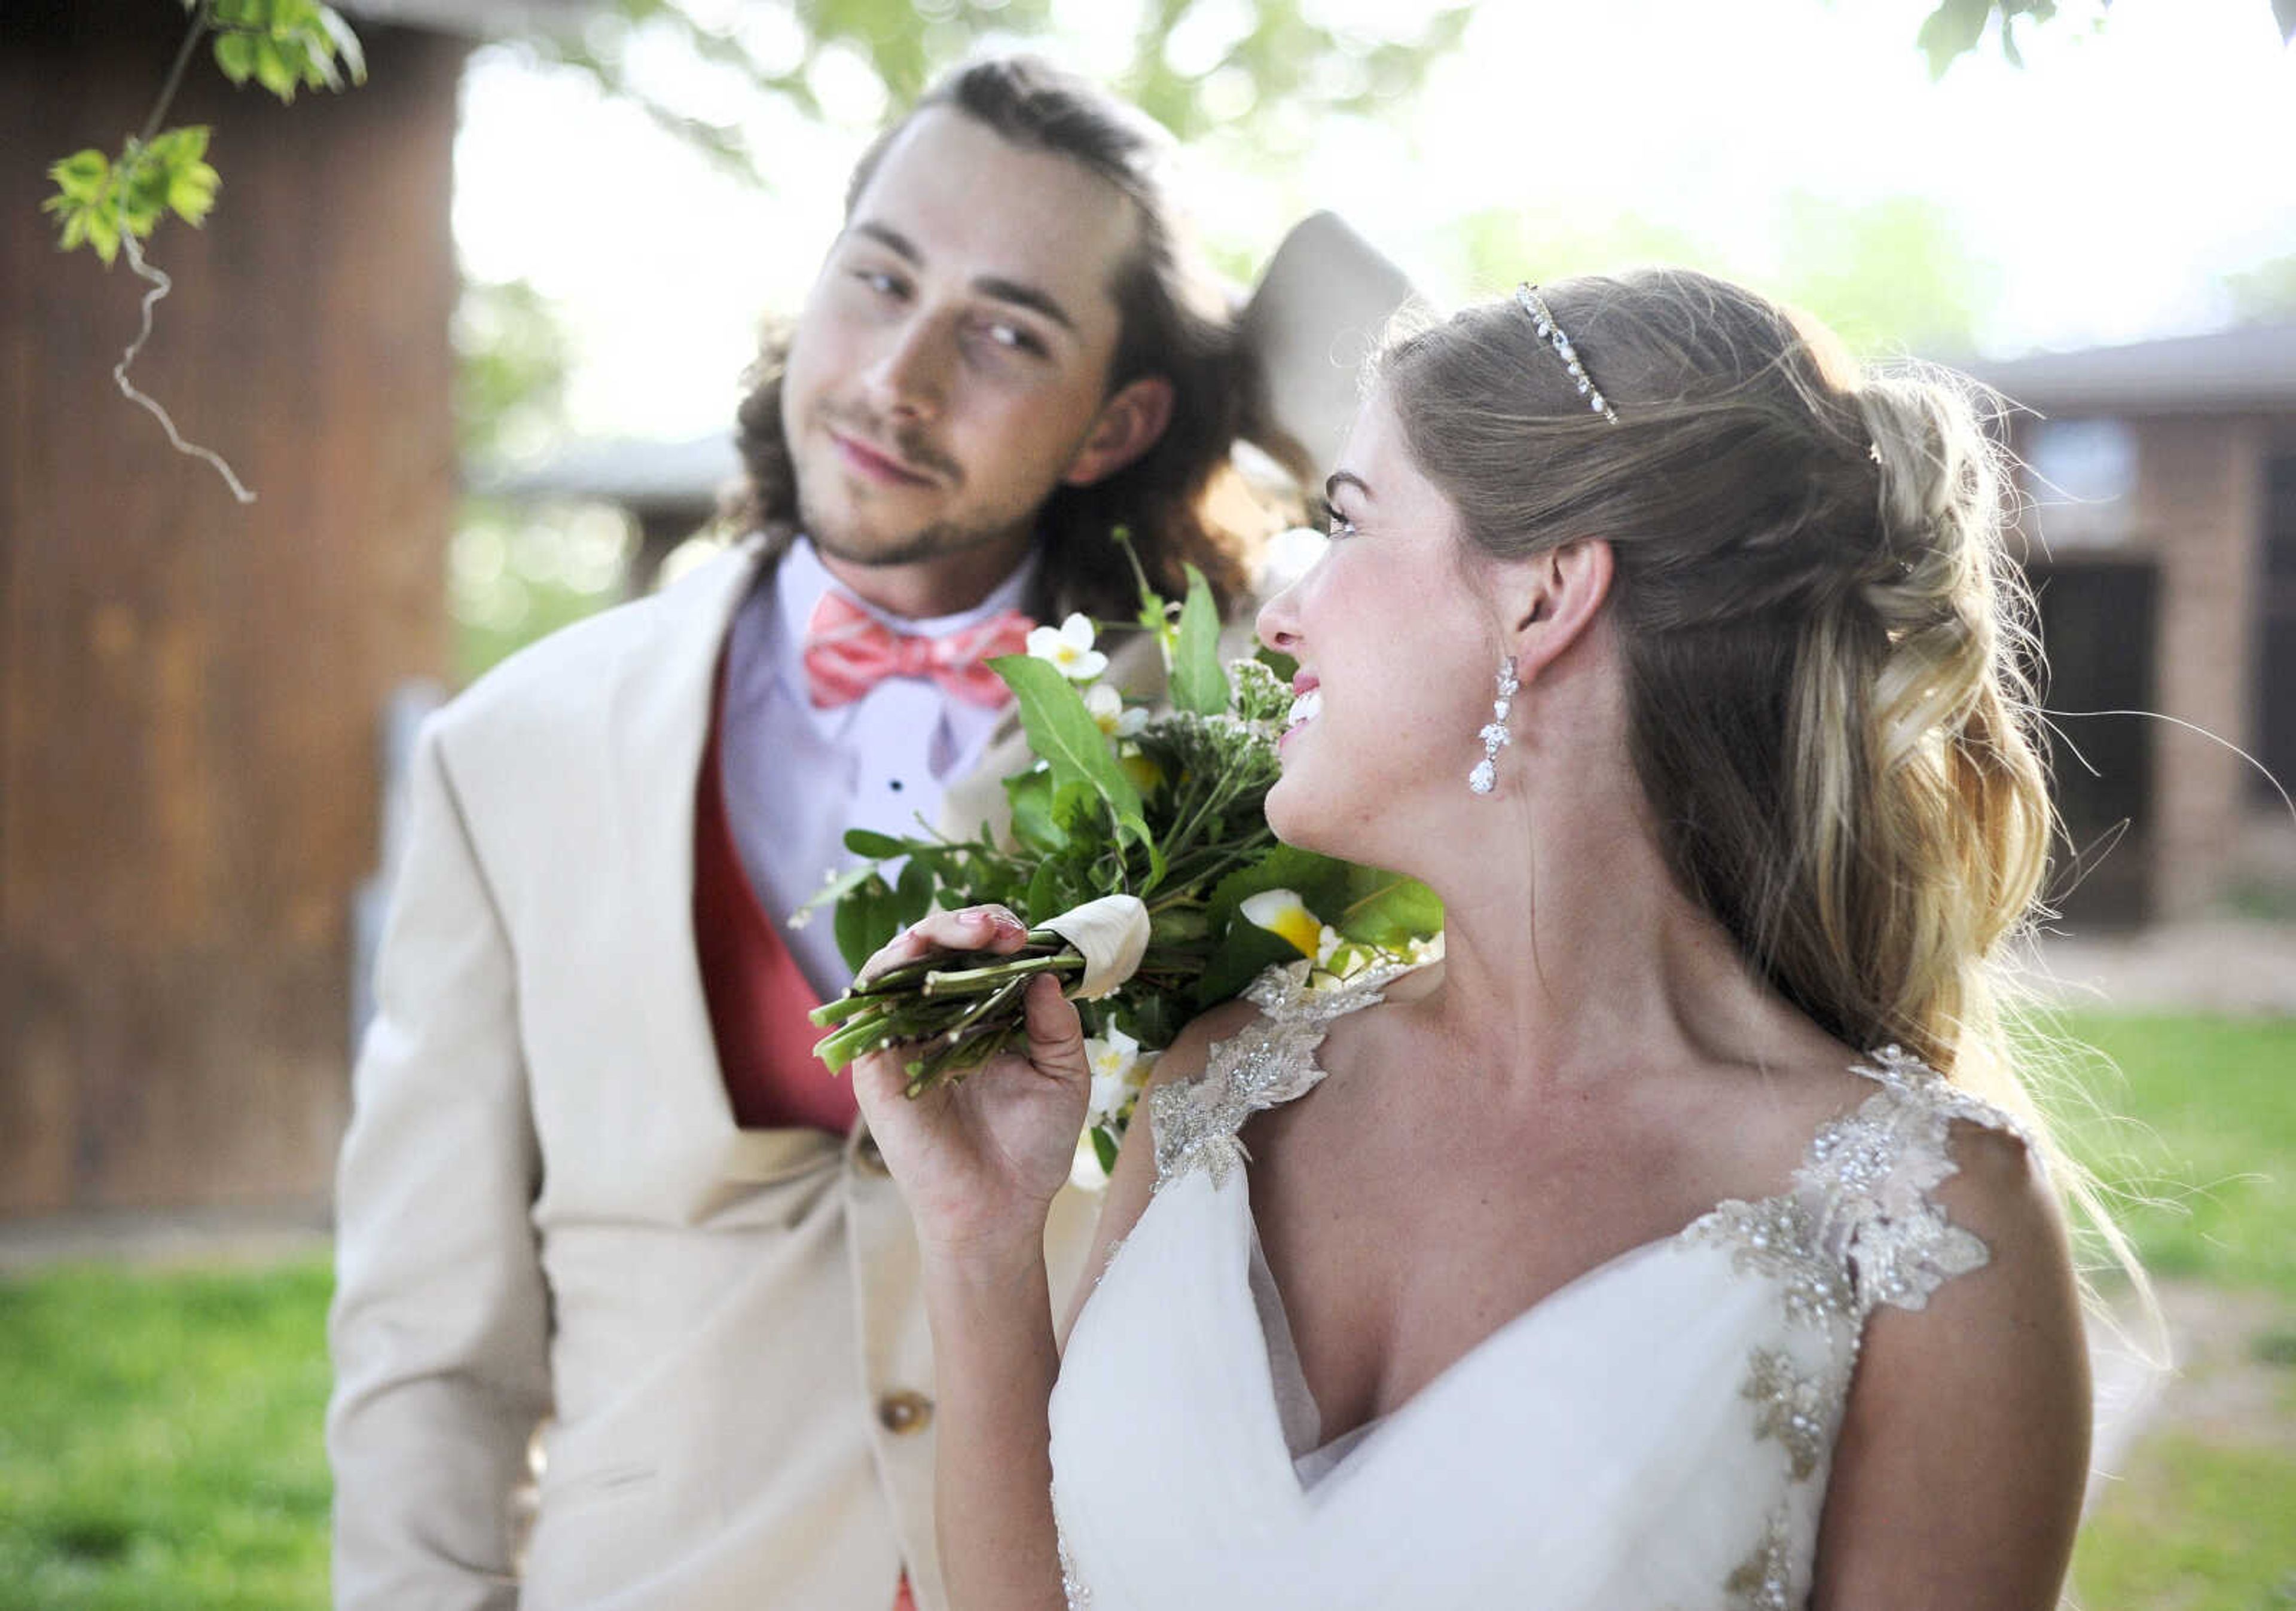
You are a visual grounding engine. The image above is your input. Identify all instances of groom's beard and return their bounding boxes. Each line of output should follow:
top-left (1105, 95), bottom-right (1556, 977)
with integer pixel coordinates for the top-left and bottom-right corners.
top-left (802, 506), bottom-right (1034, 573)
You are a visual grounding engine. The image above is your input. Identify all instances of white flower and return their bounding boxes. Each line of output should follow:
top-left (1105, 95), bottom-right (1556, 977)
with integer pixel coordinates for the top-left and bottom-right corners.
top-left (1084, 1029), bottom-right (1153, 1127)
top-left (1026, 612), bottom-right (1108, 682)
top-left (1259, 526), bottom-right (1332, 595)
top-left (1083, 681), bottom-right (1147, 738)
top-left (1239, 888), bottom-right (1326, 959)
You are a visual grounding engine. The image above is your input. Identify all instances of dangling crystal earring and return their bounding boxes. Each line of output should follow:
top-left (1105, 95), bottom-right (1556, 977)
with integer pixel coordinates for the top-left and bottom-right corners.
top-left (1468, 659), bottom-right (1520, 796)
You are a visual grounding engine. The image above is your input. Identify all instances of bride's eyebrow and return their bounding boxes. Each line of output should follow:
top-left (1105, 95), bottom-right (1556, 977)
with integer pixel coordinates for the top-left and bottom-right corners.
top-left (1324, 470), bottom-right (1373, 505)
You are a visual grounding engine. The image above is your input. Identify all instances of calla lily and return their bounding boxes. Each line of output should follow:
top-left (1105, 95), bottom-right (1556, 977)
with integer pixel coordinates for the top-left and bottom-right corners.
top-left (1026, 612), bottom-right (1108, 682)
top-left (1239, 888), bottom-right (1328, 959)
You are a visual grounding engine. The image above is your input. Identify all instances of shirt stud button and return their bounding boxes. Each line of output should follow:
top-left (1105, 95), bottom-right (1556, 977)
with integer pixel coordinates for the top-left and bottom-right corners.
top-left (878, 1390), bottom-right (934, 1435)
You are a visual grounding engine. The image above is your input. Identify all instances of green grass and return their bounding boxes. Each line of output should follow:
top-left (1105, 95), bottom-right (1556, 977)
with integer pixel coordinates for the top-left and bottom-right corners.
top-left (0, 1011), bottom-right (2285, 1606)
top-left (2070, 1435), bottom-right (2296, 1611)
top-left (2038, 1012), bottom-right (2296, 1298)
top-left (0, 1261), bottom-right (333, 1610)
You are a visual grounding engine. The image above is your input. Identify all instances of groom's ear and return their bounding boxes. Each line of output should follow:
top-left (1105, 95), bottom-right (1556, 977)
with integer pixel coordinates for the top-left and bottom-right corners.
top-left (1062, 375), bottom-right (1174, 487)
top-left (1506, 538), bottom-right (1614, 683)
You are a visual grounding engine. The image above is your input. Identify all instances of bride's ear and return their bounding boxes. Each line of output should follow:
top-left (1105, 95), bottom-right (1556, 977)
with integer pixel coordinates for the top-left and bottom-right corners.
top-left (1504, 538), bottom-right (1614, 683)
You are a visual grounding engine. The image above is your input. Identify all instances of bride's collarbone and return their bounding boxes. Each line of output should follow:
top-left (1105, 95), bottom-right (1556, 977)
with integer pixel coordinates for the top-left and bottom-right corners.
top-left (1237, 1041), bottom-right (1873, 1430)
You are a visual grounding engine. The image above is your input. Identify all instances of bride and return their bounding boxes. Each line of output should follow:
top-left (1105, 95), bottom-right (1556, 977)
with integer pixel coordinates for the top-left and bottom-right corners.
top-left (850, 268), bottom-right (2095, 1610)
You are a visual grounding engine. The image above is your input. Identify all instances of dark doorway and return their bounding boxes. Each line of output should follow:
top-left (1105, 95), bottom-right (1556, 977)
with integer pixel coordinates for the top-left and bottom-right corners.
top-left (2028, 559), bottom-right (2159, 927)
top-left (2257, 455), bottom-right (2296, 809)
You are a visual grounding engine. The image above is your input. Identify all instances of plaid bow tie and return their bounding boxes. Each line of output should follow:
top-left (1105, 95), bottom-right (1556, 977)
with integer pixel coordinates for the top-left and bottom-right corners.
top-left (801, 590), bottom-right (1034, 710)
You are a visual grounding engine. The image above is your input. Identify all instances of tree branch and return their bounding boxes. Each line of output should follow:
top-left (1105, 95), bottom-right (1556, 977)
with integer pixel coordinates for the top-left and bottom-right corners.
top-left (116, 228), bottom-right (257, 503)
top-left (141, 1), bottom-right (216, 146)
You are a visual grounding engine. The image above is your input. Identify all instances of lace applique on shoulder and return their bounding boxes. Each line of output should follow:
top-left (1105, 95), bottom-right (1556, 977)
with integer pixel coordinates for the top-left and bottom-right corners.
top-left (1819, 1044), bottom-right (2028, 1317)
top-left (1689, 1044), bottom-right (2025, 1326)
top-left (1689, 1047), bottom-right (2028, 1609)
top-left (1149, 959), bottom-right (1415, 1191)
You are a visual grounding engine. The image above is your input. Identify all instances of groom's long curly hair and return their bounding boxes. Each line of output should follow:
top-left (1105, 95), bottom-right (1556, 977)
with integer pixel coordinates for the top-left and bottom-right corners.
top-left (723, 57), bottom-right (1284, 621)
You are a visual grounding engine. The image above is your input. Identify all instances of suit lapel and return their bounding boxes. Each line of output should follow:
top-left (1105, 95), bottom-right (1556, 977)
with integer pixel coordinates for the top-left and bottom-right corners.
top-left (602, 541), bottom-right (844, 1210)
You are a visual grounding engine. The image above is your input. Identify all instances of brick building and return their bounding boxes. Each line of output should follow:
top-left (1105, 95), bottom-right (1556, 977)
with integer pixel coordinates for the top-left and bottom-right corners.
top-left (1971, 323), bottom-right (2296, 925)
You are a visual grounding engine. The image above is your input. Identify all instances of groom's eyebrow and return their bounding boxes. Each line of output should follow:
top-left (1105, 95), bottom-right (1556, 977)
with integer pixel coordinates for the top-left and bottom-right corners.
top-left (851, 221), bottom-right (1079, 334)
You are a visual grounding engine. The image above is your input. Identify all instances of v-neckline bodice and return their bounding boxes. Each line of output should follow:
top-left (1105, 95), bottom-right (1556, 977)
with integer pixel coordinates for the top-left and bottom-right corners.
top-left (1051, 960), bottom-right (2030, 1610)
top-left (1135, 956), bottom-right (2031, 1497)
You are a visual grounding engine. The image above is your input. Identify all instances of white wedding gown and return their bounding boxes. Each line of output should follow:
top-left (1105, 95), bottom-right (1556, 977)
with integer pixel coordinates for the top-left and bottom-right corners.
top-left (1047, 959), bottom-right (2029, 1610)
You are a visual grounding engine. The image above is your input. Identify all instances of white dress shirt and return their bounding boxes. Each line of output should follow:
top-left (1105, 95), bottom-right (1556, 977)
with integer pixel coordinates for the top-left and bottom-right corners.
top-left (718, 537), bottom-right (1040, 999)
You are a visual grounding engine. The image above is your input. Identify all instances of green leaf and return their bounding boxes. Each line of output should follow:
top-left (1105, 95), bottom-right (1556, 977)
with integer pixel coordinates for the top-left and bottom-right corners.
top-left (988, 654), bottom-right (1143, 823)
top-left (254, 38), bottom-right (301, 100)
top-left (795, 861), bottom-right (878, 924)
top-left (48, 149), bottom-right (110, 203)
top-left (1336, 869), bottom-right (1444, 950)
top-left (1916, 0), bottom-right (1995, 77)
top-left (1192, 846), bottom-right (1350, 1005)
top-left (893, 855), bottom-right (936, 929)
top-left (51, 201), bottom-right (90, 252)
top-left (1004, 768), bottom-right (1066, 855)
top-left (213, 30), bottom-right (257, 84)
top-left (833, 873), bottom-right (902, 974)
top-left (167, 159), bottom-right (219, 227)
top-left (1024, 859), bottom-right (1068, 928)
top-left (1168, 564), bottom-right (1229, 717)
top-left (1091, 1126), bottom-right (1120, 1175)
top-left (842, 827), bottom-right (912, 860)
top-left (86, 208), bottom-right (121, 266)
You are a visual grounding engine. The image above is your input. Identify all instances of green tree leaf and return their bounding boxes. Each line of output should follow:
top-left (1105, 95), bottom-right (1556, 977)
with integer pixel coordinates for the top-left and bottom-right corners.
top-left (48, 149), bottom-right (111, 204)
top-left (213, 30), bottom-right (258, 85)
top-left (253, 38), bottom-right (300, 99)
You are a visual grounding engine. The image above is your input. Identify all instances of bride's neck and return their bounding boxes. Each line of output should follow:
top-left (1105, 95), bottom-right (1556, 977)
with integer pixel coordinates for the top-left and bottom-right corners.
top-left (1409, 793), bottom-right (1783, 1095)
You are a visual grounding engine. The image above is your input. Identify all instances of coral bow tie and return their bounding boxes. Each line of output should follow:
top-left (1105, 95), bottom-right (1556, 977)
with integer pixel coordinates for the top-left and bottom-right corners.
top-left (801, 591), bottom-right (1033, 710)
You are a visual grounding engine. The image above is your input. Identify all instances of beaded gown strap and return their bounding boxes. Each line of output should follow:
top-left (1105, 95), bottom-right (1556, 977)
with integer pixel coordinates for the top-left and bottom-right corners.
top-left (1148, 958), bottom-right (1417, 1191)
top-left (1803, 1044), bottom-right (2037, 1320)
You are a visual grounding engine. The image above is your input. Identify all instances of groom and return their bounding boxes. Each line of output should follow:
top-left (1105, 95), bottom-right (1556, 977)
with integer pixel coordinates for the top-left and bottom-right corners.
top-left (326, 57), bottom-right (1297, 1611)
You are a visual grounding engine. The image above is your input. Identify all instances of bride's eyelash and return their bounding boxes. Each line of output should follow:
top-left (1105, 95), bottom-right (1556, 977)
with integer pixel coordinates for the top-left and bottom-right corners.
top-left (1325, 510), bottom-right (1358, 540)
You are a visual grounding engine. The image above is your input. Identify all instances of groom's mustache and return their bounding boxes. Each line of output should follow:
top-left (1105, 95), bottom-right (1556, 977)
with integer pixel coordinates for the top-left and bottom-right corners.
top-left (818, 403), bottom-right (964, 488)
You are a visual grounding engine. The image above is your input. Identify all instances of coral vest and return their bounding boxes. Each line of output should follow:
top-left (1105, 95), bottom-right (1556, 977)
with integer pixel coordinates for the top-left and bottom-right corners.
top-left (692, 675), bottom-right (855, 1136)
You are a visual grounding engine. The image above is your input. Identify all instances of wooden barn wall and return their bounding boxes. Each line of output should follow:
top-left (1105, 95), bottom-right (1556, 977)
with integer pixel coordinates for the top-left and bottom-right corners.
top-left (1, 6), bottom-right (466, 1213)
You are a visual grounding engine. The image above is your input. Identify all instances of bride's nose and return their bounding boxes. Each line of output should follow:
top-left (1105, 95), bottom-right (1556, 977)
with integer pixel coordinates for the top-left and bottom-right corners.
top-left (1256, 585), bottom-right (1302, 659)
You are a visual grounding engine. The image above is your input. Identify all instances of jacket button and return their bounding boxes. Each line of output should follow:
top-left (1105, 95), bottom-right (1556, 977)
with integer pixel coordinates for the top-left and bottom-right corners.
top-left (878, 1390), bottom-right (934, 1435)
top-left (855, 1135), bottom-right (892, 1176)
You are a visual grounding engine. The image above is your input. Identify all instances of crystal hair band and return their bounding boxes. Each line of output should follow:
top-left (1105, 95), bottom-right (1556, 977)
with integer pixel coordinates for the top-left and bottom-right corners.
top-left (1515, 283), bottom-right (1619, 424)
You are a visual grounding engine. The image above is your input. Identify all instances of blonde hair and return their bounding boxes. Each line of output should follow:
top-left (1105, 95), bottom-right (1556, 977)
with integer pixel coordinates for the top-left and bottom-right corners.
top-left (1381, 271), bottom-right (2159, 1335)
top-left (1381, 270), bottom-right (2052, 1091)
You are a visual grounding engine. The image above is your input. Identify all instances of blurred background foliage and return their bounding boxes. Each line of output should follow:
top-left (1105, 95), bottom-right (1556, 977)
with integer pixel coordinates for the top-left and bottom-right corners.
top-left (442, 0), bottom-right (1906, 674)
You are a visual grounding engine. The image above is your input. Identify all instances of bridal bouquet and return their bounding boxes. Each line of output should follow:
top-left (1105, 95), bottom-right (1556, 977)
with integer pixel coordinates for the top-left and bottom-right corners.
top-left (806, 542), bottom-right (1441, 1169)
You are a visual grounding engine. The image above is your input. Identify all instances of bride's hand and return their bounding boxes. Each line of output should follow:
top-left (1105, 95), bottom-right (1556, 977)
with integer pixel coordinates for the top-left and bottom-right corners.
top-left (848, 906), bottom-right (1091, 1267)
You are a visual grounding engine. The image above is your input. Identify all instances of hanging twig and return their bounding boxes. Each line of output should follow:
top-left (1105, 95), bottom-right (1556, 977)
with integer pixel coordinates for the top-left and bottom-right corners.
top-left (116, 226), bottom-right (256, 504)
top-left (144, 2), bottom-right (215, 145)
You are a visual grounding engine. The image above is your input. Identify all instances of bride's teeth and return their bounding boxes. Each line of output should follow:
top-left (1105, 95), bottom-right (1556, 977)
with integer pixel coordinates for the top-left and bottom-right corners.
top-left (1286, 689), bottom-right (1323, 729)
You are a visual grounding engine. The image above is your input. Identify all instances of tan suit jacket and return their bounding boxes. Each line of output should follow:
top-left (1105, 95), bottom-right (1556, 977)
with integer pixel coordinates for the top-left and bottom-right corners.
top-left (327, 540), bottom-right (1141, 1610)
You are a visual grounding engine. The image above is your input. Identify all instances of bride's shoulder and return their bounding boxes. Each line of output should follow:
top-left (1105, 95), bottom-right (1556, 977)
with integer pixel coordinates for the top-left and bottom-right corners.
top-left (1146, 995), bottom-right (1270, 1094)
